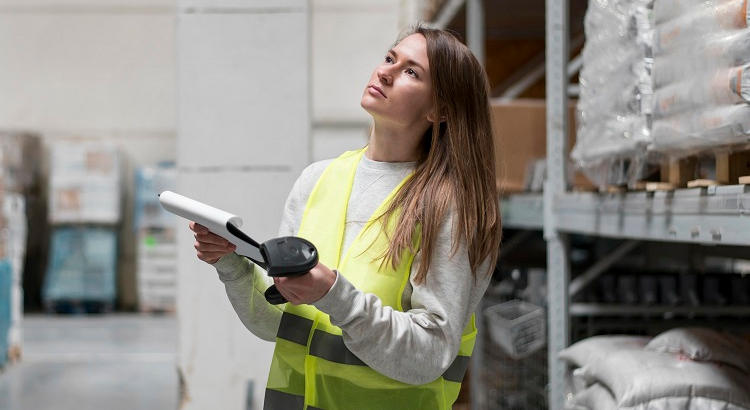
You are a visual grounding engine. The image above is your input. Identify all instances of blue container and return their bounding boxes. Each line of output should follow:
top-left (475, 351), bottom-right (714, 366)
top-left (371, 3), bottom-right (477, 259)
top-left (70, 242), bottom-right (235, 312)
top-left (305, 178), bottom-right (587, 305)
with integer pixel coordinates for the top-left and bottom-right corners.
top-left (0, 260), bottom-right (11, 368)
top-left (43, 227), bottom-right (118, 305)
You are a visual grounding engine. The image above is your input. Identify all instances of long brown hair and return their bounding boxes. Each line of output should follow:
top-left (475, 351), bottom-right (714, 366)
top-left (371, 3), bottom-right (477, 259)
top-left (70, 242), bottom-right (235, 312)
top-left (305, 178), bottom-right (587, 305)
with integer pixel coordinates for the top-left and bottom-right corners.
top-left (376, 25), bottom-right (501, 283)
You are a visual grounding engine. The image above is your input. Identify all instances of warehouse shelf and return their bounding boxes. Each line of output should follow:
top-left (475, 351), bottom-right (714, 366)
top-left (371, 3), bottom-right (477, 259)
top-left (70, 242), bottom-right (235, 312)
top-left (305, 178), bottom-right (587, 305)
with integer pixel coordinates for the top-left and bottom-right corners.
top-left (570, 303), bottom-right (750, 316)
top-left (540, 1), bottom-right (750, 409)
top-left (500, 193), bottom-right (543, 229)
top-left (554, 185), bottom-right (750, 246)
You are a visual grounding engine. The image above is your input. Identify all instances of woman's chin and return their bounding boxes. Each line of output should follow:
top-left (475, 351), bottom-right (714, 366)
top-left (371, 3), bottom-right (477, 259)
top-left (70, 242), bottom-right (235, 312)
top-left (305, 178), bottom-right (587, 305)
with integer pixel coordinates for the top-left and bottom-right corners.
top-left (360, 98), bottom-right (380, 115)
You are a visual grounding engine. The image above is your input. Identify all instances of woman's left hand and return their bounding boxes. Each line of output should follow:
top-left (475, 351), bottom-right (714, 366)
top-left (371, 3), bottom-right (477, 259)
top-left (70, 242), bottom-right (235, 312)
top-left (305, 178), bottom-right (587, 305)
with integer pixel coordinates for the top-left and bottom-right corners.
top-left (273, 261), bottom-right (337, 305)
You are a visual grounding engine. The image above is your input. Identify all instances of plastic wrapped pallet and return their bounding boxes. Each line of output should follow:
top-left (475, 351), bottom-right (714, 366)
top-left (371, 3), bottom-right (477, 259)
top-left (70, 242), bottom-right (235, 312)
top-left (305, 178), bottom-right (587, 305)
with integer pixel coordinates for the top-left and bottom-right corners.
top-left (135, 165), bottom-right (177, 312)
top-left (42, 227), bottom-right (118, 309)
top-left (2, 193), bottom-right (25, 358)
top-left (571, 0), bottom-right (654, 187)
top-left (48, 140), bottom-right (121, 224)
top-left (651, 0), bottom-right (750, 153)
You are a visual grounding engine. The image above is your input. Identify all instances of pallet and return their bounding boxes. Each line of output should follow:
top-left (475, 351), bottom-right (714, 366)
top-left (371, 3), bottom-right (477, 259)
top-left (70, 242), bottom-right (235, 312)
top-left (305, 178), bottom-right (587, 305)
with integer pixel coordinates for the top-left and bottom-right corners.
top-left (139, 305), bottom-right (175, 315)
top-left (45, 299), bottom-right (114, 314)
top-left (660, 150), bottom-right (750, 188)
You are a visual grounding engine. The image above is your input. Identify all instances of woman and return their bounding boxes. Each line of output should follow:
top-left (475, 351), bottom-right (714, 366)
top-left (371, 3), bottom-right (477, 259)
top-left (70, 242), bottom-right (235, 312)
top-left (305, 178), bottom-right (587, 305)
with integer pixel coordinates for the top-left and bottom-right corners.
top-left (190, 25), bottom-right (501, 410)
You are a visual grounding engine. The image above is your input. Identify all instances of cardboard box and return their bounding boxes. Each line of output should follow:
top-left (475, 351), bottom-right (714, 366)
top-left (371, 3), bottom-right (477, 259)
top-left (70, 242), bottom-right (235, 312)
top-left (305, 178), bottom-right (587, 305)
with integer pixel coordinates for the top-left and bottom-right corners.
top-left (492, 99), bottom-right (593, 193)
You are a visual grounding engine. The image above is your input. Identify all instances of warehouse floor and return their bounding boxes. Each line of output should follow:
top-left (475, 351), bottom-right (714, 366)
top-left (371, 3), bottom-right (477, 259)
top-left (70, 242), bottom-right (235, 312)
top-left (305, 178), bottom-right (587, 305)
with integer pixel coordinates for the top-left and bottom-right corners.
top-left (0, 314), bottom-right (178, 410)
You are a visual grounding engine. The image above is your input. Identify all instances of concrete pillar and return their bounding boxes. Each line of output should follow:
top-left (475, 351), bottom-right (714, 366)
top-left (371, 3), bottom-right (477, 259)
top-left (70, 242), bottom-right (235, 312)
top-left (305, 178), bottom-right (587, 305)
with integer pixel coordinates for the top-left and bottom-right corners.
top-left (175, 1), bottom-right (310, 409)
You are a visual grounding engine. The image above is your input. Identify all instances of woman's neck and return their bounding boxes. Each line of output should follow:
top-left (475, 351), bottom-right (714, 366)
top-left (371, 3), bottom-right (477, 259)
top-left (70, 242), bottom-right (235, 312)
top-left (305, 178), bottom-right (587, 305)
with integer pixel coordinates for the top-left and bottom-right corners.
top-left (366, 119), bottom-right (427, 162)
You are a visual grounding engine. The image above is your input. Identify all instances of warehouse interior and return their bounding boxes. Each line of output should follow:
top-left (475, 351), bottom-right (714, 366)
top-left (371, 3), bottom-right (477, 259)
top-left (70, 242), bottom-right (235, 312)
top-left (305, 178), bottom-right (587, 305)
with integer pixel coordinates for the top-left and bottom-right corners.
top-left (1, 0), bottom-right (750, 409)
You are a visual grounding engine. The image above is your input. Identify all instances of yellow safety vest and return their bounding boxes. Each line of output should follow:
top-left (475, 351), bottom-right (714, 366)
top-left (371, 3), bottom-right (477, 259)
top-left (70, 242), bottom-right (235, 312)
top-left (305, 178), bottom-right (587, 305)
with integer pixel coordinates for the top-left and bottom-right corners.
top-left (264, 148), bottom-right (477, 410)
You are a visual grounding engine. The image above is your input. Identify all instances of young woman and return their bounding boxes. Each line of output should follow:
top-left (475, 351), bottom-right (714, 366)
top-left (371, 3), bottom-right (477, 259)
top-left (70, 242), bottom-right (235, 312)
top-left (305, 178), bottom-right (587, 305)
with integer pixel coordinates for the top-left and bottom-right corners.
top-left (189, 25), bottom-right (501, 410)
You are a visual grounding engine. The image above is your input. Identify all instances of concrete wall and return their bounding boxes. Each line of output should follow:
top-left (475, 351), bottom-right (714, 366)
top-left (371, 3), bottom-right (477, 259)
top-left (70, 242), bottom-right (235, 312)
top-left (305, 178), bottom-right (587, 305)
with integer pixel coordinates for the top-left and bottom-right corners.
top-left (310, 0), bottom-right (420, 161)
top-left (0, 0), bottom-right (178, 309)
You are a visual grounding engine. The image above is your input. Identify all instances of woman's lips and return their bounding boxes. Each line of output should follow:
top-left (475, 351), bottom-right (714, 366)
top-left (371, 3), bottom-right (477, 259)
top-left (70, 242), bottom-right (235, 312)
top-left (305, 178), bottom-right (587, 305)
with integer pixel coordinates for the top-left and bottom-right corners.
top-left (368, 85), bottom-right (386, 98)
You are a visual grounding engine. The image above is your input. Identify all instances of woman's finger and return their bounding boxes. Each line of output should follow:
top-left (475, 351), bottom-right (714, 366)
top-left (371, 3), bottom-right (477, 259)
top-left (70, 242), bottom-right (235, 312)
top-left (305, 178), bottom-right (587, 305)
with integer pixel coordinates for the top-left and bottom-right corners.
top-left (274, 285), bottom-right (297, 304)
top-left (189, 221), bottom-right (208, 234)
top-left (275, 279), bottom-right (302, 304)
top-left (194, 241), bottom-right (235, 253)
top-left (194, 231), bottom-right (232, 247)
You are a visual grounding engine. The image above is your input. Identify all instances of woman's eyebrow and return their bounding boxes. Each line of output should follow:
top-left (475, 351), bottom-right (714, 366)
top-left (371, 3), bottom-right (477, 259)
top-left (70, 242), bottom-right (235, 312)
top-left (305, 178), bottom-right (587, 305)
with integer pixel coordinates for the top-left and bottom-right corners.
top-left (388, 49), bottom-right (425, 73)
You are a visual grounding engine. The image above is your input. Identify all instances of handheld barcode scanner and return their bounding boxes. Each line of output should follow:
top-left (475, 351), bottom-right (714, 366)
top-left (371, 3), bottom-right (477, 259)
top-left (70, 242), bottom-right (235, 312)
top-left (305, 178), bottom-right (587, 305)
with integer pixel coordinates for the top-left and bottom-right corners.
top-left (158, 191), bottom-right (318, 304)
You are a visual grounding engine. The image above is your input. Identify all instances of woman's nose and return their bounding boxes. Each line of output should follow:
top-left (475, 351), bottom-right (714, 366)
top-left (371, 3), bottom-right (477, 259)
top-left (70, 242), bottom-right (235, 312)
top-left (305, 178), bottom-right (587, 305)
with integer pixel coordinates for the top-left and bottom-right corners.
top-left (377, 69), bottom-right (392, 86)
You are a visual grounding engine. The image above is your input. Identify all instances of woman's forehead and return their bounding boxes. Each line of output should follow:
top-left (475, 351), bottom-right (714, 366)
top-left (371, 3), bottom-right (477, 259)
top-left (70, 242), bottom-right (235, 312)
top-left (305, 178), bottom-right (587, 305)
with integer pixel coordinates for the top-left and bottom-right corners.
top-left (394, 34), bottom-right (429, 69)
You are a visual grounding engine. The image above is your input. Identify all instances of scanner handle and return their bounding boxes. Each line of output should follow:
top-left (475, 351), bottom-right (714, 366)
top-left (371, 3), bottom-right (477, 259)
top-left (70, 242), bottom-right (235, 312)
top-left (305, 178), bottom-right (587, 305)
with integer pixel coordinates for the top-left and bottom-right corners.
top-left (261, 236), bottom-right (318, 305)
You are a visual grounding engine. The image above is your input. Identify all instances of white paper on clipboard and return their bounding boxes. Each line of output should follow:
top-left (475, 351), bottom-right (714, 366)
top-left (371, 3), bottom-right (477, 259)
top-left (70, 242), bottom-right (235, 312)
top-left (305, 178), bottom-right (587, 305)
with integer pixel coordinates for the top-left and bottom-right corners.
top-left (158, 190), bottom-right (265, 263)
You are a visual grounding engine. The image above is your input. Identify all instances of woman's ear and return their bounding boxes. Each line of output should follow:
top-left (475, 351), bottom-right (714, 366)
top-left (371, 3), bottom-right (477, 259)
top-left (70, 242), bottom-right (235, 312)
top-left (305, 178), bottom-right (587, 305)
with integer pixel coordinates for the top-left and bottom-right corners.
top-left (426, 111), bottom-right (447, 123)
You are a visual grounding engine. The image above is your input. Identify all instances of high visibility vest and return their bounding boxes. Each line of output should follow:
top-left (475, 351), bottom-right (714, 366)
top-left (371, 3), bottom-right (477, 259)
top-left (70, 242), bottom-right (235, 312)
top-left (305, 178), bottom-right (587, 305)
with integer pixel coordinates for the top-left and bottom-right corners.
top-left (263, 148), bottom-right (477, 410)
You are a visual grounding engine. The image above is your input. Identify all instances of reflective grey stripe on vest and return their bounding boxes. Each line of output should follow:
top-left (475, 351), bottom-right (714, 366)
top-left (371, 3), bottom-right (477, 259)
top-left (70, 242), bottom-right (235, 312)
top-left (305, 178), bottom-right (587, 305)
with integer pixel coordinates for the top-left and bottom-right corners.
top-left (276, 312), bottom-right (314, 346)
top-left (442, 355), bottom-right (471, 383)
top-left (264, 389), bottom-right (304, 410)
top-left (309, 330), bottom-right (365, 366)
top-left (264, 389), bottom-right (324, 410)
top-left (277, 313), bottom-right (471, 383)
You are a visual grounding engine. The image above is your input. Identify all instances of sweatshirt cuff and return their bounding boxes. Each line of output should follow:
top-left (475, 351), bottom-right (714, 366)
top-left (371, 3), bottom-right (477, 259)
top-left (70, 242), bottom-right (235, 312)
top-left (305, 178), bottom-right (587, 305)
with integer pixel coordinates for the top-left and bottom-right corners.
top-left (212, 252), bottom-right (252, 282)
top-left (313, 270), bottom-right (362, 323)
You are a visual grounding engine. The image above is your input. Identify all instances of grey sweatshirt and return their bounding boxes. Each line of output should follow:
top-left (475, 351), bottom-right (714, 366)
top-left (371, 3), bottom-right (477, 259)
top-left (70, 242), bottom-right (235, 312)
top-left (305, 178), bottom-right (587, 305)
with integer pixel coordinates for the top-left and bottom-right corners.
top-left (212, 154), bottom-right (492, 385)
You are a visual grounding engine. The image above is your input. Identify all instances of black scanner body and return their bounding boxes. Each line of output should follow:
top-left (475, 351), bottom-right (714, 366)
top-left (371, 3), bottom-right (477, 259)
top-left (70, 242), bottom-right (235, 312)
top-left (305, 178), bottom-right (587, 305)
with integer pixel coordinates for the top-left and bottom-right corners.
top-left (259, 236), bottom-right (318, 305)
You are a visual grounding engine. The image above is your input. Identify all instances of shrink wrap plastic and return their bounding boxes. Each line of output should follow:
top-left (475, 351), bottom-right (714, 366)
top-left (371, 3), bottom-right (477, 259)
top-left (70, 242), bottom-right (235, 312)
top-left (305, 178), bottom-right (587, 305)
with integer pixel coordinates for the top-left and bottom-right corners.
top-left (571, 0), bottom-right (654, 186)
top-left (651, 0), bottom-right (750, 152)
top-left (573, 0), bottom-right (750, 184)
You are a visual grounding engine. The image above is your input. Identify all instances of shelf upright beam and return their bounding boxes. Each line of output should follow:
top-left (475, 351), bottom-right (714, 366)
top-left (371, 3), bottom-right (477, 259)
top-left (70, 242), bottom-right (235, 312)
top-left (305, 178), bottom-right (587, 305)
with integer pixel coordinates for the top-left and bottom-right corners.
top-left (545, 0), bottom-right (571, 409)
top-left (467, 0), bottom-right (485, 66)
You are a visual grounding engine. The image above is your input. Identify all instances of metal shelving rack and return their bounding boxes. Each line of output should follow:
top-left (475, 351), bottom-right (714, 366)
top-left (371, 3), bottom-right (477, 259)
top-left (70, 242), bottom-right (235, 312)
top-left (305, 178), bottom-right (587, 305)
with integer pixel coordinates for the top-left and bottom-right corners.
top-left (435, 1), bottom-right (750, 408)
top-left (543, 1), bottom-right (750, 409)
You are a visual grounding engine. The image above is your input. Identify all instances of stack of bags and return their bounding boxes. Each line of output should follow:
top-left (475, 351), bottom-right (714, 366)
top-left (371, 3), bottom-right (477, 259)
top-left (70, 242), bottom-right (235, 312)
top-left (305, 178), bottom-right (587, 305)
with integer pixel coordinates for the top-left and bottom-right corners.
top-left (134, 165), bottom-right (177, 312)
top-left (572, 0), bottom-right (653, 186)
top-left (651, 0), bottom-right (750, 152)
top-left (560, 328), bottom-right (750, 409)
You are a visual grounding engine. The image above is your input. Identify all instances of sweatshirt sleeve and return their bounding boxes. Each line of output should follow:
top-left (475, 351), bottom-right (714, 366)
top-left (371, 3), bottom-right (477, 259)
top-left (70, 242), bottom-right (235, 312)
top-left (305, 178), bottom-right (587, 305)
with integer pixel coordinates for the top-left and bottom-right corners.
top-left (213, 253), bottom-right (281, 341)
top-left (313, 212), bottom-right (493, 385)
top-left (215, 161), bottom-right (331, 341)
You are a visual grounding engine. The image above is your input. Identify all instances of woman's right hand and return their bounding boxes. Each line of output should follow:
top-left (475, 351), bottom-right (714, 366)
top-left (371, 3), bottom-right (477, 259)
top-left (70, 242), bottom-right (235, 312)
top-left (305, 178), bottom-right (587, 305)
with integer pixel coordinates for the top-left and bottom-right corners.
top-left (189, 221), bottom-right (237, 264)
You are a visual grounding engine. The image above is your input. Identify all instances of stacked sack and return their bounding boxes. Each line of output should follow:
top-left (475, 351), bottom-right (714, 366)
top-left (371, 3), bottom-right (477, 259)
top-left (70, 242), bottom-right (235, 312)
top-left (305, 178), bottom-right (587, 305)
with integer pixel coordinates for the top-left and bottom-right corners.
top-left (572, 0), bottom-right (654, 186)
top-left (560, 328), bottom-right (750, 410)
top-left (651, 0), bottom-right (750, 152)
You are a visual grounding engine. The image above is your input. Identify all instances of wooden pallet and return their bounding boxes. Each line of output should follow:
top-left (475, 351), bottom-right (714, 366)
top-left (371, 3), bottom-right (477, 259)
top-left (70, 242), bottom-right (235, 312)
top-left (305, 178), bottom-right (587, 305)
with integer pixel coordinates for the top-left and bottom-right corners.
top-left (45, 299), bottom-right (114, 314)
top-left (660, 150), bottom-right (750, 189)
top-left (139, 305), bottom-right (175, 315)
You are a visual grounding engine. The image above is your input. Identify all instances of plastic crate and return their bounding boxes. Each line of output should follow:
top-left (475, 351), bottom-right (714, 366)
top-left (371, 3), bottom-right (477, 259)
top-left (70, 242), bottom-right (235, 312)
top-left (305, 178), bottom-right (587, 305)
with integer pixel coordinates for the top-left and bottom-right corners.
top-left (484, 299), bottom-right (546, 359)
top-left (42, 227), bottom-right (117, 305)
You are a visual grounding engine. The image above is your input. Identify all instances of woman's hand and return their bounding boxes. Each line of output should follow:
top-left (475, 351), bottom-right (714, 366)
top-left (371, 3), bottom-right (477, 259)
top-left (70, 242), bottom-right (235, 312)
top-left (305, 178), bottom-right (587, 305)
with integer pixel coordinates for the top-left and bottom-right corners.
top-left (189, 221), bottom-right (236, 264)
top-left (273, 261), bottom-right (337, 305)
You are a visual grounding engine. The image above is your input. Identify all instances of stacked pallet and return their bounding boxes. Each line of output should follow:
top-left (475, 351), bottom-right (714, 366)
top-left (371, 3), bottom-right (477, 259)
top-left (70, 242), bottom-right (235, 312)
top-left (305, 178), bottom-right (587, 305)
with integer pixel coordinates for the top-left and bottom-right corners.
top-left (43, 140), bottom-right (121, 313)
top-left (134, 165), bottom-right (177, 313)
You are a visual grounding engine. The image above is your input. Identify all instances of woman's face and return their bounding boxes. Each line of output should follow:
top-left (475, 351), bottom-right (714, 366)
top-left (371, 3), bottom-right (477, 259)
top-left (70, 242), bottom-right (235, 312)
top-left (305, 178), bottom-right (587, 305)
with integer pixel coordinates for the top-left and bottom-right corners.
top-left (360, 33), bottom-right (434, 127)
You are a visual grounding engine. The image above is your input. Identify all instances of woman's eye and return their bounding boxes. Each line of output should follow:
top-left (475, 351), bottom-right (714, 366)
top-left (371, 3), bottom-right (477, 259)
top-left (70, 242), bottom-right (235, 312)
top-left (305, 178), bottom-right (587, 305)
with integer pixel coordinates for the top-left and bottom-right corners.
top-left (385, 55), bottom-right (393, 63)
top-left (406, 68), bottom-right (418, 78)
